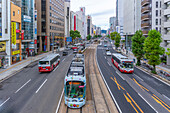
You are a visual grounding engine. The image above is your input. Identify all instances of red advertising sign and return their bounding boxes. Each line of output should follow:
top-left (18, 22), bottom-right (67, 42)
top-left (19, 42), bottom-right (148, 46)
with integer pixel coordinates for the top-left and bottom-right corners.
top-left (21, 30), bottom-right (24, 40)
top-left (16, 29), bottom-right (20, 33)
top-left (34, 39), bottom-right (37, 44)
top-left (45, 36), bottom-right (47, 45)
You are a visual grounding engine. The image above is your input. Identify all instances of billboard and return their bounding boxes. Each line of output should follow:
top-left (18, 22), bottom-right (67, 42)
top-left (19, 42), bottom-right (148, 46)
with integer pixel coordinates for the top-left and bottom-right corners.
top-left (11, 22), bottom-right (16, 45)
top-left (0, 42), bottom-right (6, 52)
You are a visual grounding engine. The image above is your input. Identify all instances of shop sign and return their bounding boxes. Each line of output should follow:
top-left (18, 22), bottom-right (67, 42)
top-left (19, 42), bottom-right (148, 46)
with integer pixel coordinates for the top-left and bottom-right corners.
top-left (45, 36), bottom-right (47, 45)
top-left (0, 41), bottom-right (6, 52)
top-left (11, 22), bottom-right (16, 45)
top-left (21, 30), bottom-right (24, 40)
top-left (34, 39), bottom-right (37, 44)
top-left (12, 50), bottom-right (20, 55)
top-left (16, 29), bottom-right (20, 33)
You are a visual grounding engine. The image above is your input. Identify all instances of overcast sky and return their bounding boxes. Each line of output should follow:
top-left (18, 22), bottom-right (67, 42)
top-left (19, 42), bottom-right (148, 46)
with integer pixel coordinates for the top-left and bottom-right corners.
top-left (70, 0), bottom-right (116, 30)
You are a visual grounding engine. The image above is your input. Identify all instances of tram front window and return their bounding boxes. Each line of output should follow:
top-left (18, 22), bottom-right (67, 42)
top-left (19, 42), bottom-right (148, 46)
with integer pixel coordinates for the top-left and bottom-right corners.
top-left (66, 81), bottom-right (84, 98)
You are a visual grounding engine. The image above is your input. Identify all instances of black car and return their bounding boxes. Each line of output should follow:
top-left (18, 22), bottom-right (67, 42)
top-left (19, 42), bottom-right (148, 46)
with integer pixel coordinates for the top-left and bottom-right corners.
top-left (63, 51), bottom-right (68, 56)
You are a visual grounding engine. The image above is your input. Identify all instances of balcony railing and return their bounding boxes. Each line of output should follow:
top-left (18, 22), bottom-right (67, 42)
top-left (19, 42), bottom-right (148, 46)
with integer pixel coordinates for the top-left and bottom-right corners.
top-left (141, 0), bottom-right (150, 6)
top-left (141, 22), bottom-right (151, 28)
top-left (141, 14), bottom-right (151, 20)
top-left (141, 6), bottom-right (151, 13)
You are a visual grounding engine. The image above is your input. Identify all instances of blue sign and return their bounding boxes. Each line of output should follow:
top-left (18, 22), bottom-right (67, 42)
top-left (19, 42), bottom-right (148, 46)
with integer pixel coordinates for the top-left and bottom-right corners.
top-left (35, 29), bottom-right (37, 34)
top-left (30, 42), bottom-right (34, 44)
top-left (66, 37), bottom-right (72, 42)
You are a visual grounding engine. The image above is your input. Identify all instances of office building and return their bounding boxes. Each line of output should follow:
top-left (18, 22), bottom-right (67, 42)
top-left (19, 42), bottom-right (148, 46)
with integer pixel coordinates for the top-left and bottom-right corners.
top-left (141, 0), bottom-right (162, 35)
top-left (35, 0), bottom-right (65, 52)
top-left (64, 0), bottom-right (70, 37)
top-left (161, 0), bottom-right (170, 65)
top-left (86, 15), bottom-right (92, 36)
top-left (0, 0), bottom-right (11, 67)
top-left (109, 17), bottom-right (116, 33)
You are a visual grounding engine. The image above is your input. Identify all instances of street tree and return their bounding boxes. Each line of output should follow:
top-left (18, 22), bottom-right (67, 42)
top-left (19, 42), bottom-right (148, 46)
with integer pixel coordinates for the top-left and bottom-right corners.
top-left (94, 35), bottom-right (98, 38)
top-left (165, 48), bottom-right (170, 56)
top-left (107, 34), bottom-right (110, 38)
top-left (110, 32), bottom-right (117, 40)
top-left (132, 30), bottom-right (145, 66)
top-left (87, 34), bottom-right (91, 40)
top-left (98, 35), bottom-right (102, 38)
top-left (143, 29), bottom-right (165, 73)
top-left (114, 33), bottom-right (121, 50)
top-left (70, 30), bottom-right (81, 43)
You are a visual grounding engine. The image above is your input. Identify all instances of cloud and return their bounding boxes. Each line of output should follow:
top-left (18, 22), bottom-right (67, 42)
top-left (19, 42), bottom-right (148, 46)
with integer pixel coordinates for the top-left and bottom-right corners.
top-left (91, 9), bottom-right (115, 17)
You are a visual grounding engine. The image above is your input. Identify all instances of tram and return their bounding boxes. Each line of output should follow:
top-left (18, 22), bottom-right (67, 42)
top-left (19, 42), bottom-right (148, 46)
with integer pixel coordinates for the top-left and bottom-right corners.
top-left (64, 54), bottom-right (86, 108)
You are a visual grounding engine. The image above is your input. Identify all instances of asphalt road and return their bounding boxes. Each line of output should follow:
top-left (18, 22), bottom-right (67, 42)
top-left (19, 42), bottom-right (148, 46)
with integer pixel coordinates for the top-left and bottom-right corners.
top-left (96, 40), bottom-right (170, 113)
top-left (0, 50), bottom-right (74, 113)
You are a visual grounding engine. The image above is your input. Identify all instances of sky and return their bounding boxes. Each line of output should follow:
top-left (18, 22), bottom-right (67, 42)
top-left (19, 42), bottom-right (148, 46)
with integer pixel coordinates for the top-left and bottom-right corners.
top-left (70, 0), bottom-right (116, 30)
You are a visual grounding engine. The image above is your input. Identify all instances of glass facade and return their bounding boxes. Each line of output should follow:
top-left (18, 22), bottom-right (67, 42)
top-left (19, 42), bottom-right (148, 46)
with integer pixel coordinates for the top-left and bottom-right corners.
top-left (21, 0), bottom-right (34, 40)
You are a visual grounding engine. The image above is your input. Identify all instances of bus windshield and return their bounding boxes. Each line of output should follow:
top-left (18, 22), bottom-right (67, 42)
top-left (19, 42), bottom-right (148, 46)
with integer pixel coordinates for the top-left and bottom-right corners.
top-left (39, 61), bottom-right (50, 65)
top-left (66, 81), bottom-right (84, 98)
top-left (122, 62), bottom-right (133, 68)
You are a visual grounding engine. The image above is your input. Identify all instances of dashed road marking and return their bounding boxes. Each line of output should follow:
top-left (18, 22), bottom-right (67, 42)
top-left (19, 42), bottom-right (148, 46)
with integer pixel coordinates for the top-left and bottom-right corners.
top-left (35, 79), bottom-right (47, 93)
top-left (0, 97), bottom-right (10, 107)
top-left (15, 79), bottom-right (31, 93)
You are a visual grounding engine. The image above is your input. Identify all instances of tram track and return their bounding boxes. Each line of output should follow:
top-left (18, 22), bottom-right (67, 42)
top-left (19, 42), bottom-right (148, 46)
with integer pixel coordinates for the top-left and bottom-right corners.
top-left (66, 106), bottom-right (82, 113)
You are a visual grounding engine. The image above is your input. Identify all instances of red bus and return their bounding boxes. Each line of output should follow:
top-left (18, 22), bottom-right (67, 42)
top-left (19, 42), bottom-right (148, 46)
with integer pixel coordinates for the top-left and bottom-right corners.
top-left (38, 54), bottom-right (60, 72)
top-left (111, 53), bottom-right (134, 73)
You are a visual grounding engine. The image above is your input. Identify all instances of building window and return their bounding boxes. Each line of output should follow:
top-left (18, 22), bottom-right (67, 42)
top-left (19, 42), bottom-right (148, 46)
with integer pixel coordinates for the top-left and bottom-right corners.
top-left (156, 10), bottom-right (158, 17)
top-left (160, 10), bottom-right (161, 16)
top-left (13, 11), bottom-right (15, 16)
top-left (160, 19), bottom-right (161, 25)
top-left (160, 1), bottom-right (161, 8)
top-left (50, 6), bottom-right (51, 10)
top-left (156, 1), bottom-right (158, 8)
top-left (50, 13), bottom-right (51, 16)
top-left (156, 27), bottom-right (158, 31)
top-left (156, 19), bottom-right (158, 25)
top-left (18, 10), bottom-right (20, 14)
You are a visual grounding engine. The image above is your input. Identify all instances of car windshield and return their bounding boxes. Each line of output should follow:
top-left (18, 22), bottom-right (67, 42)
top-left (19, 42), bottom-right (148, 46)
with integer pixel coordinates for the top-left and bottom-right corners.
top-left (66, 81), bottom-right (84, 98)
top-left (122, 63), bottom-right (133, 68)
top-left (39, 61), bottom-right (49, 65)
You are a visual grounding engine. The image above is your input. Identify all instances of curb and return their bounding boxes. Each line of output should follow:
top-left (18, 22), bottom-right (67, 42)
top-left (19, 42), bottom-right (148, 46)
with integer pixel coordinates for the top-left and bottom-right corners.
top-left (136, 66), bottom-right (170, 86)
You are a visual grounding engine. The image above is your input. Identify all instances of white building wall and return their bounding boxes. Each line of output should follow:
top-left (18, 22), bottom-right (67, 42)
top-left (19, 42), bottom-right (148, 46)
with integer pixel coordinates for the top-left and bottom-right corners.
top-left (0, 0), bottom-right (11, 66)
top-left (123, 0), bottom-right (141, 35)
top-left (117, 0), bottom-right (124, 35)
top-left (64, 1), bottom-right (70, 37)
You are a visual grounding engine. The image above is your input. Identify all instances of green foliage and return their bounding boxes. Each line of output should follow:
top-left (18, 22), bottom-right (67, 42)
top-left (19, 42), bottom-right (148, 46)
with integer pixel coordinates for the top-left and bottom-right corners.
top-left (166, 48), bottom-right (170, 56)
top-left (132, 30), bottom-right (145, 66)
top-left (121, 40), bottom-right (125, 43)
top-left (98, 35), bottom-right (102, 37)
top-left (107, 34), bottom-right (110, 38)
top-left (110, 32), bottom-right (118, 40)
top-left (144, 29), bottom-right (165, 73)
top-left (94, 35), bottom-right (98, 38)
top-left (114, 33), bottom-right (121, 49)
top-left (70, 30), bottom-right (81, 39)
top-left (87, 34), bottom-right (91, 40)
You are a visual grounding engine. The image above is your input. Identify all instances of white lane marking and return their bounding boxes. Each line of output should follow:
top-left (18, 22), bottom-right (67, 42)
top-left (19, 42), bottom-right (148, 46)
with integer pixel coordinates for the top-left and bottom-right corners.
top-left (62, 58), bottom-right (65, 62)
top-left (104, 56), bottom-right (106, 59)
top-left (138, 93), bottom-right (158, 113)
top-left (107, 61), bottom-right (111, 66)
top-left (53, 66), bottom-right (59, 72)
top-left (163, 94), bottom-right (170, 101)
top-left (136, 67), bottom-right (170, 87)
top-left (35, 79), bottom-right (48, 93)
top-left (96, 50), bottom-right (122, 113)
top-left (55, 89), bottom-right (64, 113)
top-left (134, 74), bottom-right (144, 81)
top-left (15, 79), bottom-right (31, 93)
top-left (0, 97), bottom-right (10, 107)
top-left (116, 71), bottom-right (125, 80)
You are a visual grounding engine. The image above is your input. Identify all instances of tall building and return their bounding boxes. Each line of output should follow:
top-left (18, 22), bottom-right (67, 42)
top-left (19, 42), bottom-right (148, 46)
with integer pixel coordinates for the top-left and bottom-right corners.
top-left (141, 0), bottom-right (162, 35)
top-left (96, 27), bottom-right (101, 35)
top-left (161, 0), bottom-right (170, 65)
top-left (76, 7), bottom-right (87, 39)
top-left (35, 0), bottom-right (65, 52)
top-left (21, 0), bottom-right (35, 55)
top-left (123, 0), bottom-right (141, 36)
top-left (116, 0), bottom-right (124, 36)
top-left (109, 17), bottom-right (116, 33)
top-left (86, 15), bottom-right (92, 36)
top-left (11, 2), bottom-right (22, 64)
top-left (0, 0), bottom-right (11, 67)
top-left (70, 11), bottom-right (78, 31)
top-left (64, 0), bottom-right (70, 37)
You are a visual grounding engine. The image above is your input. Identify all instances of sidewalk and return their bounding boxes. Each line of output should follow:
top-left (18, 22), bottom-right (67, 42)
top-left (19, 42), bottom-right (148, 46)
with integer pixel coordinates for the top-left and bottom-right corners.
top-left (0, 47), bottom-right (65, 82)
top-left (117, 47), bottom-right (170, 73)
